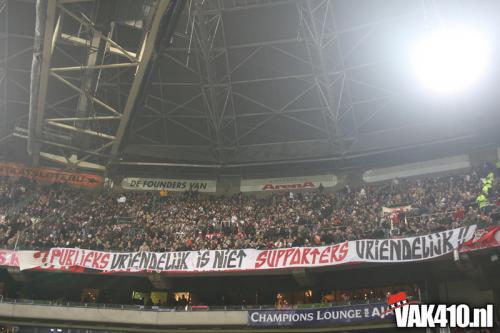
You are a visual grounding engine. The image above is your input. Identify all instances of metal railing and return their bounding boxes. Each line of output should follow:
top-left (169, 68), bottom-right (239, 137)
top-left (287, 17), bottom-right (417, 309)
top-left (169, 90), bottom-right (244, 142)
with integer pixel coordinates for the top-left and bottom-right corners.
top-left (0, 296), bottom-right (400, 312)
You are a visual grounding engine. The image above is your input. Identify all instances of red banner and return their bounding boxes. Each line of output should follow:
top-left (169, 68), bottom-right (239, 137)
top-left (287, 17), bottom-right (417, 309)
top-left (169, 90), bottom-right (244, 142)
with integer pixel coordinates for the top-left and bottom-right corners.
top-left (459, 226), bottom-right (500, 252)
top-left (0, 162), bottom-right (103, 188)
top-left (255, 243), bottom-right (349, 269)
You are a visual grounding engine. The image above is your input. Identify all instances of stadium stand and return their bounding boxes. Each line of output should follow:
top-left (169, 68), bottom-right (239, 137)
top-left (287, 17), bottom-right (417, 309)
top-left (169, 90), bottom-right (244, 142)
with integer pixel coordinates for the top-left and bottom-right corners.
top-left (2, 0), bottom-right (500, 331)
top-left (0, 166), bottom-right (497, 252)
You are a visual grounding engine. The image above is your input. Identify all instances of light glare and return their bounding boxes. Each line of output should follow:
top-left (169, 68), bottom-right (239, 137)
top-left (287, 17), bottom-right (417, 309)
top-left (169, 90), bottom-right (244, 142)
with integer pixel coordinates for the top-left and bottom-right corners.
top-left (411, 27), bottom-right (490, 94)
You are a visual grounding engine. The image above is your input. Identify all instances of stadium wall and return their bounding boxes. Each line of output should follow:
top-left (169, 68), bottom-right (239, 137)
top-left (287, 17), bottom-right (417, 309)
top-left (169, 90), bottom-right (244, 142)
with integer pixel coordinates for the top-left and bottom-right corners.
top-left (110, 150), bottom-right (500, 196)
top-left (362, 155), bottom-right (471, 183)
top-left (0, 302), bottom-right (247, 328)
top-left (438, 280), bottom-right (494, 307)
top-left (0, 302), bottom-right (397, 331)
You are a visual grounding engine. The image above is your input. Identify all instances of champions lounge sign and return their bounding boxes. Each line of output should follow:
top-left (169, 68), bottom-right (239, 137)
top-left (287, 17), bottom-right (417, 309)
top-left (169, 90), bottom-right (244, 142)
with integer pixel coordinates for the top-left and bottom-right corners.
top-left (248, 303), bottom-right (392, 327)
top-left (0, 163), bottom-right (103, 188)
top-left (121, 177), bottom-right (216, 193)
top-left (12, 226), bottom-right (476, 274)
top-left (240, 174), bottom-right (337, 192)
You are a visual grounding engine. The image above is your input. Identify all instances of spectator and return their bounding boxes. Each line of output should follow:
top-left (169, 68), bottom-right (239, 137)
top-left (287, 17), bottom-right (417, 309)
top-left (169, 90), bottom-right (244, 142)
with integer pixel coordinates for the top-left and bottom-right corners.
top-left (0, 167), bottom-right (496, 253)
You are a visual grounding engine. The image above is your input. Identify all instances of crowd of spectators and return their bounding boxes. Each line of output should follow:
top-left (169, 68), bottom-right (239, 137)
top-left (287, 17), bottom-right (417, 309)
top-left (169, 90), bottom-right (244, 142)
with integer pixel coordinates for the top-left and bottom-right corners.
top-left (0, 165), bottom-right (498, 253)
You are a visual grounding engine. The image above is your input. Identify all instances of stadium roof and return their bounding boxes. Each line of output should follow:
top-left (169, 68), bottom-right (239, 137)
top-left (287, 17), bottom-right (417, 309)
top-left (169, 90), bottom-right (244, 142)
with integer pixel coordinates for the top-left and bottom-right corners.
top-left (1, 0), bottom-right (500, 174)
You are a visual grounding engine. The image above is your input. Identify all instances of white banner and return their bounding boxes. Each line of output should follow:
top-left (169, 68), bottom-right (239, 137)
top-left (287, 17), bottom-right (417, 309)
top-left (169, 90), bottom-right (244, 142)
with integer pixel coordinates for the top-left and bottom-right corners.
top-left (382, 205), bottom-right (412, 214)
top-left (121, 177), bottom-right (217, 193)
top-left (14, 226), bottom-right (476, 274)
top-left (240, 174), bottom-right (337, 192)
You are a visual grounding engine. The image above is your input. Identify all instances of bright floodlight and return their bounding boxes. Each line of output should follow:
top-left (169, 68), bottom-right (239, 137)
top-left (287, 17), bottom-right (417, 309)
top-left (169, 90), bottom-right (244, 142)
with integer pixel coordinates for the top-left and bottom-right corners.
top-left (411, 26), bottom-right (490, 94)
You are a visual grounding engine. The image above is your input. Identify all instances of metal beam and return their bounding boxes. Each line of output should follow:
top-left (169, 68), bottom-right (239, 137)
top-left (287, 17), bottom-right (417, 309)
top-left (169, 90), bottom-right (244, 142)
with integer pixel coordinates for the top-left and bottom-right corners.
top-left (14, 129), bottom-right (111, 158)
top-left (46, 116), bottom-right (121, 122)
top-left (57, 5), bottom-right (137, 62)
top-left (30, 0), bottom-right (58, 165)
top-left (113, 132), bottom-right (479, 169)
top-left (110, 0), bottom-right (185, 160)
top-left (46, 121), bottom-right (115, 140)
top-left (193, 3), bottom-right (225, 161)
top-left (134, 106), bottom-right (331, 119)
top-left (51, 63), bottom-right (139, 72)
top-left (62, 1), bottom-right (118, 152)
top-left (60, 33), bottom-right (137, 59)
top-left (40, 152), bottom-right (106, 171)
top-left (217, 1), bottom-right (239, 150)
top-left (50, 72), bottom-right (121, 116)
top-left (300, 0), bottom-right (343, 151)
top-left (195, 0), bottom-right (292, 14)
top-left (0, 0), bottom-right (7, 150)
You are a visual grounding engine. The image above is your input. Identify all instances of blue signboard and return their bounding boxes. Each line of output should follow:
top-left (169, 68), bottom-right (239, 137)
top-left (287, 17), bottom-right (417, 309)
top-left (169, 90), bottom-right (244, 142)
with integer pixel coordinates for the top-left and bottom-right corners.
top-left (248, 303), bottom-right (393, 327)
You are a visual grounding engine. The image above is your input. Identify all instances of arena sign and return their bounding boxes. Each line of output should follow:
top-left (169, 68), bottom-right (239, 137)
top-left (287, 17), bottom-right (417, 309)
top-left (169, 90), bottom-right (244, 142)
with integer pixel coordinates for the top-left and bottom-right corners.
top-left (0, 162), bottom-right (103, 188)
top-left (13, 226), bottom-right (477, 273)
top-left (121, 177), bottom-right (216, 192)
top-left (240, 174), bottom-right (337, 192)
top-left (248, 303), bottom-right (392, 327)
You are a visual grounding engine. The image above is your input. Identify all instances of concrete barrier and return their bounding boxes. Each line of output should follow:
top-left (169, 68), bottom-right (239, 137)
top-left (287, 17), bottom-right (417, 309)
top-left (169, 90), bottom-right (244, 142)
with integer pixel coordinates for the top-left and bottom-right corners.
top-left (0, 302), bottom-right (247, 327)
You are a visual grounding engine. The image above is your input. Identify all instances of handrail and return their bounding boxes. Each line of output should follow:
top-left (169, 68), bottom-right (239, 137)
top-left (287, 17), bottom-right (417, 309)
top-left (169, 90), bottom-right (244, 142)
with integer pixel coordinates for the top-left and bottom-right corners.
top-left (0, 296), bottom-right (406, 312)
